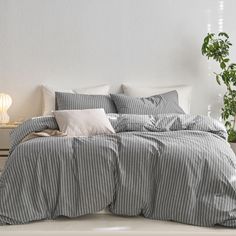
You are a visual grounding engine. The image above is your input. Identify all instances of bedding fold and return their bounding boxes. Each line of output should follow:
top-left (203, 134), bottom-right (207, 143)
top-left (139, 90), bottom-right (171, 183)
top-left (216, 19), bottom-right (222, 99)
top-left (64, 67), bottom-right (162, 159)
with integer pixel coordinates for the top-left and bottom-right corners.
top-left (10, 114), bottom-right (227, 151)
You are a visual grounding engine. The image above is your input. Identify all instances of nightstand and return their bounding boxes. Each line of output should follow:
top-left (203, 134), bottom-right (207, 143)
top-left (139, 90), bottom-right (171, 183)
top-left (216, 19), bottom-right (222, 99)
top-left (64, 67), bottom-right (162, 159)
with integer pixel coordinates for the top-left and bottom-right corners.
top-left (0, 124), bottom-right (18, 172)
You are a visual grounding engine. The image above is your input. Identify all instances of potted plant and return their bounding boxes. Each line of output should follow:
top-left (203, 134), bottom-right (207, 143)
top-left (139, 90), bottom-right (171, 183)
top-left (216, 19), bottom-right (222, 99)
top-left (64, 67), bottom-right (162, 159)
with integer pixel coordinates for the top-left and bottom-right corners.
top-left (202, 32), bottom-right (236, 151)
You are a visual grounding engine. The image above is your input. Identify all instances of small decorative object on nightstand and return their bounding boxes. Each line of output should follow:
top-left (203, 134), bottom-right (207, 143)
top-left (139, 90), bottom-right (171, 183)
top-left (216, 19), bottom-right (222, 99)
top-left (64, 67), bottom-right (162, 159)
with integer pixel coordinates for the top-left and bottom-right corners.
top-left (0, 123), bottom-right (18, 174)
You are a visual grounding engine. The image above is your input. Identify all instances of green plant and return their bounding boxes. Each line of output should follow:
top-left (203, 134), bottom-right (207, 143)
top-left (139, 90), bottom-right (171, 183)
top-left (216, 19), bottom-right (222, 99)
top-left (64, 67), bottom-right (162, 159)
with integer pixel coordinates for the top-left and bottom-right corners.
top-left (202, 32), bottom-right (236, 142)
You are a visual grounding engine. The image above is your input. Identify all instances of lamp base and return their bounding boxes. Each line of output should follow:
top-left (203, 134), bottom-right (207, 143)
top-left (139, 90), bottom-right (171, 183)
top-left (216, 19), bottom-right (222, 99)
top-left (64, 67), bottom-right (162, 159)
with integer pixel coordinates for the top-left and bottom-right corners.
top-left (0, 112), bottom-right (10, 124)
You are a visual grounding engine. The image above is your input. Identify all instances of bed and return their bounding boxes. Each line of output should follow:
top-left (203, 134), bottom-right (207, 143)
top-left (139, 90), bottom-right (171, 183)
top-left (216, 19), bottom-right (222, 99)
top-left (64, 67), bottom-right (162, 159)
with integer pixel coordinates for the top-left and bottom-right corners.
top-left (0, 86), bottom-right (236, 228)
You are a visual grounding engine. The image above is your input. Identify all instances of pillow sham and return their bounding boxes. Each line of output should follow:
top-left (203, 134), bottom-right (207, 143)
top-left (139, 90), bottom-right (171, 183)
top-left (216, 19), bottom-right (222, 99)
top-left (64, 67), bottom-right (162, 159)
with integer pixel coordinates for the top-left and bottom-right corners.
top-left (122, 84), bottom-right (192, 114)
top-left (56, 92), bottom-right (117, 113)
top-left (74, 84), bottom-right (110, 94)
top-left (42, 84), bottom-right (110, 116)
top-left (53, 109), bottom-right (115, 137)
top-left (110, 91), bottom-right (185, 115)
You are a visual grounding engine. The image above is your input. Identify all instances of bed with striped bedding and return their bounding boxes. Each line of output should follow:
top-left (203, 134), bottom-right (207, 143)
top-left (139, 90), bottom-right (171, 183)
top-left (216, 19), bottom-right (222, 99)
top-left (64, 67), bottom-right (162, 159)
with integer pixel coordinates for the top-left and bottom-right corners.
top-left (0, 114), bottom-right (236, 227)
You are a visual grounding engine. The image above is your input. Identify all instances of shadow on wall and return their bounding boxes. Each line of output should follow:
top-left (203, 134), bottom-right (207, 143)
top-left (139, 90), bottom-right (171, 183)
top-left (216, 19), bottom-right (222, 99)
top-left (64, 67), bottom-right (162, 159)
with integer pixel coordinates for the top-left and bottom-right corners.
top-left (174, 41), bottom-right (202, 77)
top-left (171, 33), bottom-right (226, 117)
top-left (169, 37), bottom-right (202, 114)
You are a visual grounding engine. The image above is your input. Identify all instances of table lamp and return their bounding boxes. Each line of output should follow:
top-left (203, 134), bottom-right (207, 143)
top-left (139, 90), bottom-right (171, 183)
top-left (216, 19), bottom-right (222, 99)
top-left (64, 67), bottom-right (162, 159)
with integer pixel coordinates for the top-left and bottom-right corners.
top-left (0, 93), bottom-right (12, 124)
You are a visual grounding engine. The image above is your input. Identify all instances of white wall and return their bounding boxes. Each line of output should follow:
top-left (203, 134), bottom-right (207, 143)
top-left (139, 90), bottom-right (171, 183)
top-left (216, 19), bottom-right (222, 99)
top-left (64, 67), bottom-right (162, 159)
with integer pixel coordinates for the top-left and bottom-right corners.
top-left (1, 0), bottom-right (236, 121)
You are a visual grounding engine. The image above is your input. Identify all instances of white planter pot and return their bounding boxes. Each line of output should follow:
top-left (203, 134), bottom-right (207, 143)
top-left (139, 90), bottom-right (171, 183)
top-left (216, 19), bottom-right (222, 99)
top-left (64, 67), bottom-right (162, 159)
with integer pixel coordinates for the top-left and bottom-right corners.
top-left (230, 142), bottom-right (236, 155)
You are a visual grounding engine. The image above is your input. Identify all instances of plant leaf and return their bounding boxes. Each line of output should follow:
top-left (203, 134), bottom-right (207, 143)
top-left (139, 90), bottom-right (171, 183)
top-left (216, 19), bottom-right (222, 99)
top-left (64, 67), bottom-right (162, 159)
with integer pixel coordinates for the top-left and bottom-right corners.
top-left (228, 129), bottom-right (236, 142)
top-left (220, 62), bottom-right (226, 69)
top-left (224, 58), bottom-right (230, 63)
top-left (216, 75), bottom-right (221, 85)
top-left (219, 32), bottom-right (229, 38)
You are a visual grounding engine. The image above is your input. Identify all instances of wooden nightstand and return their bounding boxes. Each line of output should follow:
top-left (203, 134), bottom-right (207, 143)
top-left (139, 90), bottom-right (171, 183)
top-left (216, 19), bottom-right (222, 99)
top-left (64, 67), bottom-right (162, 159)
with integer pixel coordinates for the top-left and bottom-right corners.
top-left (0, 124), bottom-right (18, 172)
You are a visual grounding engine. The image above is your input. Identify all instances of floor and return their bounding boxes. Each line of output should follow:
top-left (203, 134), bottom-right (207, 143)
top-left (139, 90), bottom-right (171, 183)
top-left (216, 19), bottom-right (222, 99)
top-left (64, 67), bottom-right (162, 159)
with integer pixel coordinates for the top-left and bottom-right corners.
top-left (0, 214), bottom-right (235, 236)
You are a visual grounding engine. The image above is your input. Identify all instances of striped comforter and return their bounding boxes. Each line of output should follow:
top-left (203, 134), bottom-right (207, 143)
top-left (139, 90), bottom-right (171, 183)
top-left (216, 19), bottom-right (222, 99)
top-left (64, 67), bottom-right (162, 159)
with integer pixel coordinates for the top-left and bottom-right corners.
top-left (0, 114), bottom-right (236, 227)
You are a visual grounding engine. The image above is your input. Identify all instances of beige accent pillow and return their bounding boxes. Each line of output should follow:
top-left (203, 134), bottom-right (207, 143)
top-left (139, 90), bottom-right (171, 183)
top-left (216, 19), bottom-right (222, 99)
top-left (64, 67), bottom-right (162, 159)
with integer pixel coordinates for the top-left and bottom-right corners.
top-left (53, 109), bottom-right (115, 137)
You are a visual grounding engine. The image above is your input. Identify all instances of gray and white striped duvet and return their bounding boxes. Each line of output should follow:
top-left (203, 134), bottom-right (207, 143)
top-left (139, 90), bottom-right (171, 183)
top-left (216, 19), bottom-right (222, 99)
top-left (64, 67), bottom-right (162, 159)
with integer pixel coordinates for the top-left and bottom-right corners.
top-left (1, 114), bottom-right (236, 227)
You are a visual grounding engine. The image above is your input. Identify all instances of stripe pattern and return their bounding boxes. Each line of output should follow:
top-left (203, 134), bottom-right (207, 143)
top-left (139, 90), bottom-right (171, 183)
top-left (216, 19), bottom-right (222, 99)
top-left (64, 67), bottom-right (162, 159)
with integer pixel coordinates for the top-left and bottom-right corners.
top-left (55, 92), bottom-right (117, 113)
top-left (110, 91), bottom-right (185, 115)
top-left (1, 114), bottom-right (236, 227)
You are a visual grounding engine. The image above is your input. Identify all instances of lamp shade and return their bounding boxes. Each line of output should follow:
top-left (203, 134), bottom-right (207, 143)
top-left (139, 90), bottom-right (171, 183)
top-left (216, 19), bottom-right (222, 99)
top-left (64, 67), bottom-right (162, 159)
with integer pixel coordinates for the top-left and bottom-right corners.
top-left (0, 93), bottom-right (12, 124)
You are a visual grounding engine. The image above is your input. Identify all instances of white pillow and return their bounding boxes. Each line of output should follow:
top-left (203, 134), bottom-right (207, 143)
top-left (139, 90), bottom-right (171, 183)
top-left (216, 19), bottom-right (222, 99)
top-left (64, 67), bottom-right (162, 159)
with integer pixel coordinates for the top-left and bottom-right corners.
top-left (42, 84), bottom-right (110, 116)
top-left (122, 84), bottom-right (192, 114)
top-left (53, 109), bottom-right (115, 137)
top-left (74, 85), bottom-right (110, 94)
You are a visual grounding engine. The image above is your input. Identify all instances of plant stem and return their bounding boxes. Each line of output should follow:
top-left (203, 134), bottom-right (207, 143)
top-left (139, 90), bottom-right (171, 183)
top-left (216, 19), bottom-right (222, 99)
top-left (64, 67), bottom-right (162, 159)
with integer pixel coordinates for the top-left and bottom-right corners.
top-left (234, 115), bottom-right (236, 131)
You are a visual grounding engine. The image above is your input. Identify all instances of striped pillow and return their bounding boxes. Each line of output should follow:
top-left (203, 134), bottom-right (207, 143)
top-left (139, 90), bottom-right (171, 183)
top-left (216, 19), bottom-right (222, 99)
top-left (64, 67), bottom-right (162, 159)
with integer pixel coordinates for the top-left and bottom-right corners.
top-left (56, 92), bottom-right (117, 113)
top-left (110, 91), bottom-right (185, 115)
